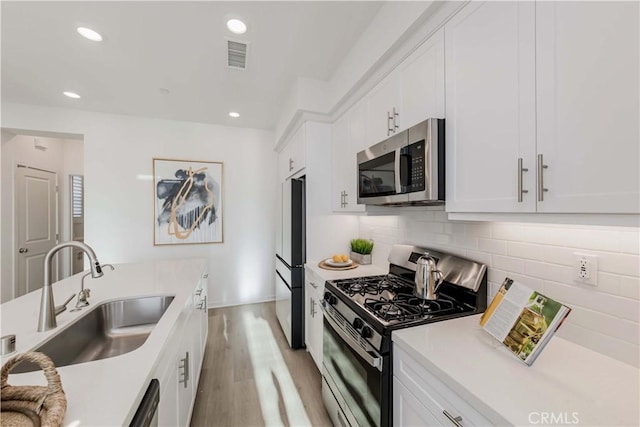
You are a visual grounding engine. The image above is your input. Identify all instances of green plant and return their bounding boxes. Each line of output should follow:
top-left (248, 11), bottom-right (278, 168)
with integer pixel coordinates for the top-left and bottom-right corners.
top-left (350, 238), bottom-right (374, 255)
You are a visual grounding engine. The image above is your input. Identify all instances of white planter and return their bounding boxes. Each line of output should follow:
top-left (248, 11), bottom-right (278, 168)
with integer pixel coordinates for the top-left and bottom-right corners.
top-left (350, 252), bottom-right (372, 265)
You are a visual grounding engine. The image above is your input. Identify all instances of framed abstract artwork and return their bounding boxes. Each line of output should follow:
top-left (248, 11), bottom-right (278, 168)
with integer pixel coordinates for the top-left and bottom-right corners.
top-left (153, 158), bottom-right (223, 245)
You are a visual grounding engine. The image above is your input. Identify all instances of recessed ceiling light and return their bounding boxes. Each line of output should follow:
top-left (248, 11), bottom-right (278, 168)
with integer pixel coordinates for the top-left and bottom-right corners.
top-left (63, 91), bottom-right (81, 99)
top-left (229, 112), bottom-right (240, 118)
top-left (226, 19), bottom-right (247, 35)
top-left (77, 27), bottom-right (103, 42)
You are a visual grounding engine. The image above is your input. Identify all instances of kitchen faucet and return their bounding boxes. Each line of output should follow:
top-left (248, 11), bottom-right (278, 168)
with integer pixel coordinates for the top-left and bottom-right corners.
top-left (38, 241), bottom-right (104, 332)
top-left (73, 264), bottom-right (114, 310)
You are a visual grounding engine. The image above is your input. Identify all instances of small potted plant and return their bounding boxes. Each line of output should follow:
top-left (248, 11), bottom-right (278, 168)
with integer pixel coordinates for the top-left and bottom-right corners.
top-left (350, 238), bottom-right (374, 265)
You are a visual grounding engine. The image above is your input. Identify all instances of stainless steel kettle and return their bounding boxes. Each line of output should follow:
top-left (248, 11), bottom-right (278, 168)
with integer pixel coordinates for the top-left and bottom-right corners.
top-left (414, 253), bottom-right (445, 301)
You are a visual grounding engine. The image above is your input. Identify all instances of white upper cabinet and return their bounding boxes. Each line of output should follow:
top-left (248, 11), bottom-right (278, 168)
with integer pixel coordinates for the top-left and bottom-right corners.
top-left (535, 1), bottom-right (639, 213)
top-left (445, 1), bottom-right (536, 213)
top-left (398, 27), bottom-right (445, 129)
top-left (278, 123), bottom-right (306, 182)
top-left (332, 100), bottom-right (366, 212)
top-left (445, 0), bottom-right (639, 215)
top-left (365, 72), bottom-right (401, 147)
top-left (364, 29), bottom-right (446, 148)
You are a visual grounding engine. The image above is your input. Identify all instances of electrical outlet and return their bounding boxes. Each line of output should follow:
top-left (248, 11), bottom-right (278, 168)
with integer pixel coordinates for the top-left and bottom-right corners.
top-left (574, 253), bottom-right (598, 286)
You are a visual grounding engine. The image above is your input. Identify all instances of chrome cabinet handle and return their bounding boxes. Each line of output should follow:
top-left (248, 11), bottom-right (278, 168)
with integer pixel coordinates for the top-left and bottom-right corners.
top-left (179, 351), bottom-right (190, 388)
top-left (202, 273), bottom-right (208, 279)
top-left (387, 112), bottom-right (394, 136)
top-left (344, 192), bottom-right (348, 206)
top-left (537, 154), bottom-right (549, 201)
top-left (312, 299), bottom-right (317, 317)
top-left (443, 410), bottom-right (463, 427)
top-left (310, 281), bottom-right (318, 289)
top-left (289, 158), bottom-right (294, 172)
top-left (310, 297), bottom-right (314, 317)
top-left (195, 288), bottom-right (203, 296)
top-left (18, 248), bottom-right (28, 253)
top-left (392, 107), bottom-right (399, 132)
top-left (517, 158), bottom-right (529, 202)
top-left (197, 295), bottom-right (207, 311)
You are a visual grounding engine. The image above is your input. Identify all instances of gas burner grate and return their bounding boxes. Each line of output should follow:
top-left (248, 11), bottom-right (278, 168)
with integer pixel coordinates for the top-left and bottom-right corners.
top-left (364, 294), bottom-right (459, 322)
top-left (333, 275), bottom-right (412, 297)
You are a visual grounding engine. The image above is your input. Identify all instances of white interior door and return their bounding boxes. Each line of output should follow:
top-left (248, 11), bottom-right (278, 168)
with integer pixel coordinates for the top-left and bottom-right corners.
top-left (15, 165), bottom-right (57, 298)
top-left (70, 174), bottom-right (85, 274)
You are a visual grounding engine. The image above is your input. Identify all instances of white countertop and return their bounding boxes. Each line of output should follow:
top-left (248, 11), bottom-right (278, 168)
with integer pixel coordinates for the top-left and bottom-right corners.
top-left (393, 314), bottom-right (640, 426)
top-left (305, 261), bottom-right (387, 281)
top-left (0, 258), bottom-right (207, 426)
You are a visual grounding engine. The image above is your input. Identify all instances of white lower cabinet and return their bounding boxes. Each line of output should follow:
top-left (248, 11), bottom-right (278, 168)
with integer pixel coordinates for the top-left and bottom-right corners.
top-left (155, 270), bottom-right (209, 427)
top-left (393, 346), bottom-right (491, 427)
top-left (304, 268), bottom-right (324, 370)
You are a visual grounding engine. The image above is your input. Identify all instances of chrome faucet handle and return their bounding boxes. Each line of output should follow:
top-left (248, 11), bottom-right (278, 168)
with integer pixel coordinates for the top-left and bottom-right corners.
top-left (55, 293), bottom-right (76, 316)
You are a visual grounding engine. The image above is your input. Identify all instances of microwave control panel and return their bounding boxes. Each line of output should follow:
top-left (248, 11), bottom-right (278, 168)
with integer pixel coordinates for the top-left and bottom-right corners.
top-left (401, 140), bottom-right (426, 192)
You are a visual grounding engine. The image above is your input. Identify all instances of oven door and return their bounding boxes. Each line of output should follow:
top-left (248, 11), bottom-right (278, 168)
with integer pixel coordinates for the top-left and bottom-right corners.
top-left (321, 313), bottom-right (387, 427)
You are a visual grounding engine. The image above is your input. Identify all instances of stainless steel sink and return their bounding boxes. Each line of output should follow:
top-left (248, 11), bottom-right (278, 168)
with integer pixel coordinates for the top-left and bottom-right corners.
top-left (13, 295), bottom-right (175, 373)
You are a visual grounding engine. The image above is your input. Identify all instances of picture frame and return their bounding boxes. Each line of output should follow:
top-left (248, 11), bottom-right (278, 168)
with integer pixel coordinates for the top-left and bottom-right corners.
top-left (153, 158), bottom-right (223, 245)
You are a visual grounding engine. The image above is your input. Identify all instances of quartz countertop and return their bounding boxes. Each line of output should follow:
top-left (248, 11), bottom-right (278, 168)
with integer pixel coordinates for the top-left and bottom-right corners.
top-left (0, 258), bottom-right (207, 426)
top-left (392, 314), bottom-right (640, 426)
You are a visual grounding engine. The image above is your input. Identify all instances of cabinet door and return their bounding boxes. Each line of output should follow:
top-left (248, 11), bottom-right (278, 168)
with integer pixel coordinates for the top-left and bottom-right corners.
top-left (445, 1), bottom-right (536, 213)
top-left (157, 346), bottom-right (179, 427)
top-left (536, 1), bottom-right (640, 213)
top-left (332, 114), bottom-right (350, 211)
top-left (399, 27), bottom-right (445, 128)
top-left (365, 72), bottom-right (401, 146)
top-left (393, 377), bottom-right (442, 427)
top-left (345, 100), bottom-right (367, 211)
top-left (304, 274), bottom-right (324, 371)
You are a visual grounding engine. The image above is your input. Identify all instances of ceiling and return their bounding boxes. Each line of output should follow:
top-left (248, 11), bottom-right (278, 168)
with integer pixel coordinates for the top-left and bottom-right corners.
top-left (1, 1), bottom-right (384, 130)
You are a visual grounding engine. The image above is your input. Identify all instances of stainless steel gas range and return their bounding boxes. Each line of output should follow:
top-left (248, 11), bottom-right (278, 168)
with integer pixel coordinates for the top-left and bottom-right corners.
top-left (320, 244), bottom-right (488, 427)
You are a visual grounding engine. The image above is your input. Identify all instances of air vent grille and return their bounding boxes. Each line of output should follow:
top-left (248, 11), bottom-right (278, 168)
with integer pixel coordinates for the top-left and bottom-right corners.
top-left (227, 40), bottom-right (247, 69)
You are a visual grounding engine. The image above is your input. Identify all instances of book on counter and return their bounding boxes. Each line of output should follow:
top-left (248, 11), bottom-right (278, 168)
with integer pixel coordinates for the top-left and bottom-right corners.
top-left (480, 278), bottom-right (572, 366)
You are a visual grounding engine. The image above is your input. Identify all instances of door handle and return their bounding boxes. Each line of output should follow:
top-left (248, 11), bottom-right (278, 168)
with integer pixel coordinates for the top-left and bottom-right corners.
top-left (18, 248), bottom-right (28, 253)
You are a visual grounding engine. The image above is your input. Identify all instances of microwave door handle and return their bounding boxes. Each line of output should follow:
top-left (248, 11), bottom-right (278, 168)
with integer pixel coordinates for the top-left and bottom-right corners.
top-left (399, 151), bottom-right (411, 189)
top-left (394, 148), bottom-right (402, 194)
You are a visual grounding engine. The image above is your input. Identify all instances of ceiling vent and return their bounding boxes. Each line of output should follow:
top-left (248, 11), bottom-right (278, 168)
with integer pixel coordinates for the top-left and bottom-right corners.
top-left (227, 40), bottom-right (248, 70)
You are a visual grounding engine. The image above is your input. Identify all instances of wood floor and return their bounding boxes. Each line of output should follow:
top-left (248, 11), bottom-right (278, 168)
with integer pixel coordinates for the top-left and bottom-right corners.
top-left (190, 302), bottom-right (332, 427)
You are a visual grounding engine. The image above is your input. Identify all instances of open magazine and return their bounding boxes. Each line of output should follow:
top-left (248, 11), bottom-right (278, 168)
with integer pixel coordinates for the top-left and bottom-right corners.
top-left (480, 278), bottom-right (571, 366)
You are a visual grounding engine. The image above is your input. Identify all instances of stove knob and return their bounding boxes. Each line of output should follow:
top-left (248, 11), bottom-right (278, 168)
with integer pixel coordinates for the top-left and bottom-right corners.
top-left (361, 326), bottom-right (373, 339)
top-left (352, 318), bottom-right (364, 330)
top-left (324, 292), bottom-right (337, 305)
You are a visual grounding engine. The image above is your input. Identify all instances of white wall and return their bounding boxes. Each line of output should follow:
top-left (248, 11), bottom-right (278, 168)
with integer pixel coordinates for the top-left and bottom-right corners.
top-left (1, 102), bottom-right (277, 307)
top-left (358, 208), bottom-right (640, 367)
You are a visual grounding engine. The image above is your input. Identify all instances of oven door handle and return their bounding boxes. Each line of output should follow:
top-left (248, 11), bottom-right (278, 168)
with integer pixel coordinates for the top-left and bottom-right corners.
top-left (321, 303), bottom-right (383, 372)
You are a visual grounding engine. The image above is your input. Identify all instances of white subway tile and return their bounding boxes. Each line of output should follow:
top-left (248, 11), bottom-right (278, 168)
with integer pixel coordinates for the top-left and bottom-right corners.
top-left (478, 238), bottom-right (507, 255)
top-left (543, 280), bottom-right (639, 322)
top-left (465, 250), bottom-right (492, 265)
top-left (596, 272), bottom-right (622, 296)
top-left (568, 306), bottom-right (640, 345)
top-left (507, 241), bottom-right (544, 260)
top-left (487, 267), bottom-right (508, 284)
top-left (452, 235), bottom-right (477, 250)
top-left (594, 251), bottom-right (640, 277)
top-left (557, 323), bottom-right (639, 368)
top-left (524, 260), bottom-right (573, 283)
top-left (617, 230), bottom-right (640, 255)
top-left (492, 255), bottom-right (525, 274)
top-left (501, 272), bottom-right (543, 291)
top-left (620, 276), bottom-right (640, 300)
top-left (539, 246), bottom-right (576, 266)
top-left (443, 222), bottom-right (465, 235)
top-left (491, 223), bottom-right (526, 241)
top-left (465, 223), bottom-right (492, 238)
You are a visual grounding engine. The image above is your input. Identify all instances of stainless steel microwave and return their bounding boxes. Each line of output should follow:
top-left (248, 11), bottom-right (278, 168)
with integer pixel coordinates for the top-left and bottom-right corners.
top-left (357, 118), bottom-right (444, 206)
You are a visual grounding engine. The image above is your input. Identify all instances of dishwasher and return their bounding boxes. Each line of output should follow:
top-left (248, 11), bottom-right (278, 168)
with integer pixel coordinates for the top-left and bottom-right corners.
top-left (130, 379), bottom-right (160, 427)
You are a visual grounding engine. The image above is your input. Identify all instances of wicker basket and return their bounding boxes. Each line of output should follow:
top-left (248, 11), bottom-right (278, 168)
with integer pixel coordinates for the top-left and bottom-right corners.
top-left (1, 352), bottom-right (67, 427)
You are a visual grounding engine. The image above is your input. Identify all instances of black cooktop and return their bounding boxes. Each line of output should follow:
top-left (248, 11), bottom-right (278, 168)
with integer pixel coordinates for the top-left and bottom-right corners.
top-left (328, 274), bottom-right (475, 328)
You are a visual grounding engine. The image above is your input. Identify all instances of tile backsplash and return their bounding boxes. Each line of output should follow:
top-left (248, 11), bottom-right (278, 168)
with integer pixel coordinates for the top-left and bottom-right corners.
top-left (358, 209), bottom-right (640, 367)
